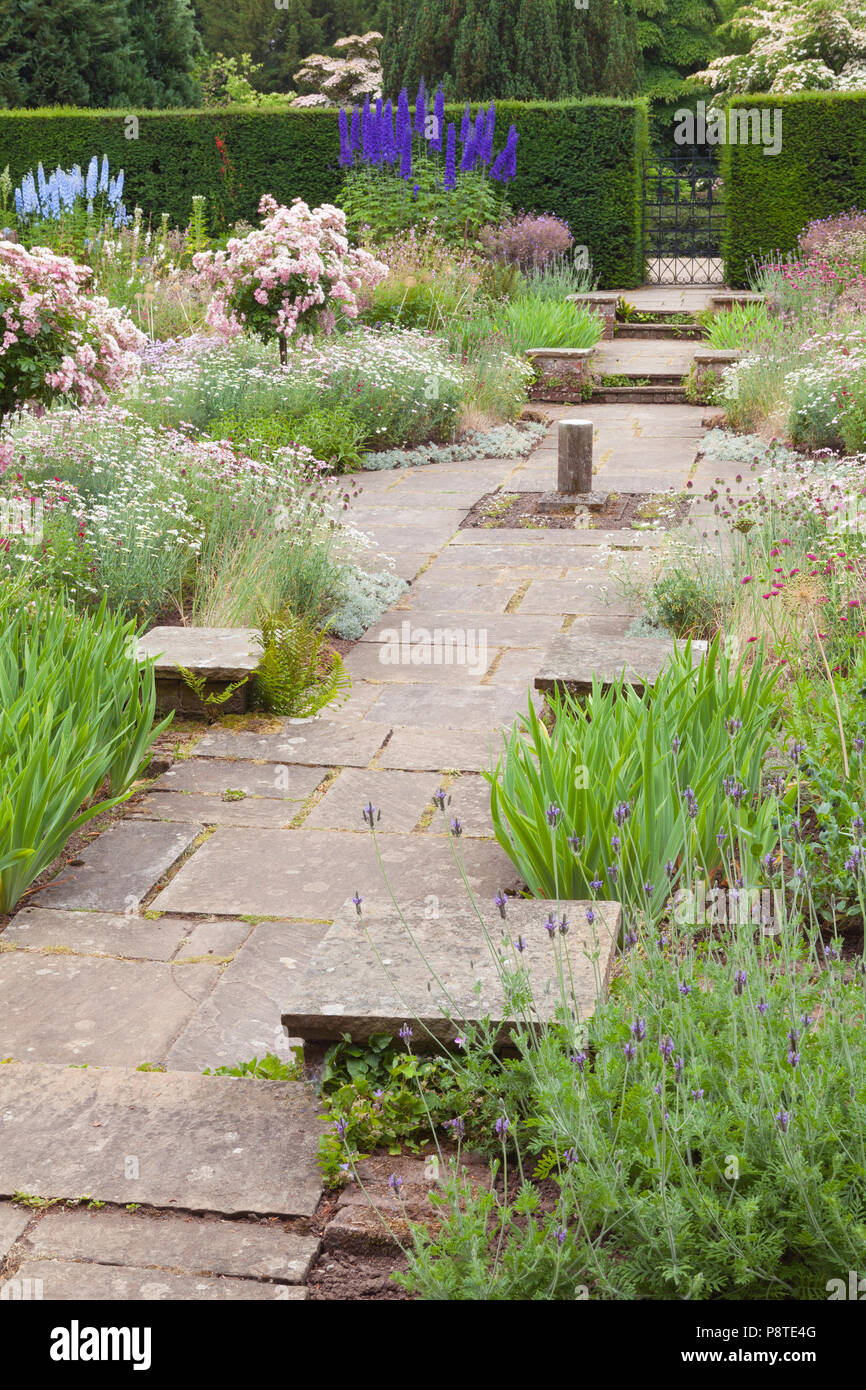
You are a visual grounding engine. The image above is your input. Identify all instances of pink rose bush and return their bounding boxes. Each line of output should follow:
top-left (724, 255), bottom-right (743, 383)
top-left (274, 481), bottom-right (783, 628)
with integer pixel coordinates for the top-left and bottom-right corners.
top-left (0, 241), bottom-right (145, 420)
top-left (192, 195), bottom-right (388, 361)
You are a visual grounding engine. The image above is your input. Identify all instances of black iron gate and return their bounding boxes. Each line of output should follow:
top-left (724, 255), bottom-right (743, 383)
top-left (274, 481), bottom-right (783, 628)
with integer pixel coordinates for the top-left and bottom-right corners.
top-left (643, 148), bottom-right (725, 285)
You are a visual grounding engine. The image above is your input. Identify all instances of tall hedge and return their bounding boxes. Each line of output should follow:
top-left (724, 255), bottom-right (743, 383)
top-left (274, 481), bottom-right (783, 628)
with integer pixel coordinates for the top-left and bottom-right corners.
top-left (723, 93), bottom-right (866, 287)
top-left (0, 97), bottom-right (649, 286)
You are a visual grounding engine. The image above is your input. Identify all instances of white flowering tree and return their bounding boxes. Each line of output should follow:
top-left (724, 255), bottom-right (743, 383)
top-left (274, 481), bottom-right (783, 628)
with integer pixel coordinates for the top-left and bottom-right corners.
top-left (695, 0), bottom-right (866, 94)
top-left (290, 32), bottom-right (383, 109)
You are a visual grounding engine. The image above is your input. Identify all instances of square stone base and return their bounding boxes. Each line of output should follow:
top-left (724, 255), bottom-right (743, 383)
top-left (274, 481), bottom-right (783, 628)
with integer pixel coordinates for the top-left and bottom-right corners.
top-left (537, 490), bottom-right (609, 513)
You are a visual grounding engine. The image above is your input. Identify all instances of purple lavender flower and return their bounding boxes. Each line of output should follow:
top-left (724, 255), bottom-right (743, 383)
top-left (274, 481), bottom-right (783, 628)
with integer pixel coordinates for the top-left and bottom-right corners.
top-left (611, 834), bottom-right (621, 854)
top-left (445, 1116), bottom-right (465, 1139)
top-left (514, 934), bottom-right (527, 953)
top-left (454, 1036), bottom-right (465, 1049)
top-left (723, 777), bottom-right (747, 805)
top-left (775, 1109), bottom-right (789, 1133)
top-left (494, 891), bottom-right (507, 919)
top-left (546, 803), bottom-right (562, 827)
top-left (432, 787), bottom-right (447, 809)
top-left (567, 833), bottom-right (585, 853)
top-left (725, 717), bottom-right (743, 736)
top-left (585, 906), bottom-right (595, 925)
top-left (559, 915), bottom-right (569, 936)
top-left (552, 1225), bottom-right (567, 1245)
top-left (734, 970), bottom-right (747, 996)
top-left (683, 787), bottom-right (699, 819)
top-left (450, 817), bottom-right (463, 838)
top-left (334, 1116), bottom-right (349, 1139)
top-left (671, 734), bottom-right (681, 755)
top-left (679, 982), bottom-right (691, 997)
top-left (674, 1056), bottom-right (684, 1080)
top-left (659, 1036), bottom-right (674, 1061)
top-left (691, 1088), bottom-right (705, 1101)
top-left (654, 1083), bottom-right (662, 1096)
top-left (643, 881), bottom-right (654, 897)
top-left (399, 1023), bottom-right (413, 1046)
top-left (495, 1115), bottom-right (510, 1140)
top-left (788, 739), bottom-right (806, 765)
top-left (388, 1173), bottom-right (404, 1193)
top-left (625, 928), bottom-right (638, 947)
top-left (563, 1147), bottom-right (578, 1164)
top-left (571, 1052), bottom-right (586, 1072)
top-left (664, 860), bottom-right (676, 879)
top-left (631, 1018), bottom-right (646, 1042)
top-left (351, 891), bottom-right (362, 915)
top-left (823, 943), bottom-right (839, 962)
top-left (545, 913), bottom-right (557, 939)
top-left (623, 1042), bottom-right (637, 1061)
top-left (613, 800), bottom-right (631, 826)
top-left (756, 997), bottom-right (769, 1016)
top-left (607, 864), bottom-right (618, 883)
top-left (362, 802), bottom-right (379, 827)
top-left (788, 1050), bottom-right (800, 1068)
top-left (589, 877), bottom-right (603, 891)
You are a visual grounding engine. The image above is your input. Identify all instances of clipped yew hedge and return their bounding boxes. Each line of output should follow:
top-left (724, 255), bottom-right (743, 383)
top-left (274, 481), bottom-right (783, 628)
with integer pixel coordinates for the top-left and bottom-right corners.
top-left (723, 93), bottom-right (866, 287)
top-left (0, 97), bottom-right (649, 287)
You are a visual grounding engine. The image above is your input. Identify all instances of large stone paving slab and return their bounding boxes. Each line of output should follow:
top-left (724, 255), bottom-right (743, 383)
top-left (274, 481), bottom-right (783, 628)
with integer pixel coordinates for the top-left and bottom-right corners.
top-left (129, 792), bottom-right (297, 828)
top-left (194, 721), bottom-right (390, 767)
top-left (425, 775), bottom-right (494, 838)
top-left (358, 610), bottom-right (563, 648)
top-left (1, 908), bottom-right (193, 961)
top-left (303, 768), bottom-right (442, 832)
top-left (20, 1206), bottom-right (318, 1283)
top-left (152, 759), bottom-right (325, 800)
top-left (31, 821), bottom-right (202, 912)
top-left (0, 954), bottom-right (218, 1066)
top-left (378, 727), bottom-right (501, 773)
top-left (6, 1259), bottom-right (306, 1300)
top-left (0, 1064), bottom-right (323, 1216)
top-left (341, 641), bottom-right (496, 684)
top-left (367, 683), bottom-right (538, 730)
top-left (166, 921), bottom-right (331, 1071)
top-left (281, 899), bottom-right (621, 1046)
top-left (516, 579), bottom-right (637, 617)
top-left (150, 828), bottom-right (519, 919)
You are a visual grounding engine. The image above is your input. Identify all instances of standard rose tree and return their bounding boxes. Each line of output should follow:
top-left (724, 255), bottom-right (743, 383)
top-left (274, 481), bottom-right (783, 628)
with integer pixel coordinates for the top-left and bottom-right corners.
top-left (0, 240), bottom-right (144, 422)
top-left (192, 195), bottom-right (388, 364)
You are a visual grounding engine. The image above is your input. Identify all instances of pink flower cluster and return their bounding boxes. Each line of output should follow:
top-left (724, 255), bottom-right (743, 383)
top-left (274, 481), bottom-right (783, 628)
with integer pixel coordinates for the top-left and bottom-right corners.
top-left (0, 240), bottom-right (145, 413)
top-left (192, 195), bottom-right (388, 344)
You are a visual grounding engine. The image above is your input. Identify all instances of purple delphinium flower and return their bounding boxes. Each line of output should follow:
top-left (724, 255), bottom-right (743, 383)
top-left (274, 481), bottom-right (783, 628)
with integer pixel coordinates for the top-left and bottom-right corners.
top-left (482, 103), bottom-right (495, 162)
top-left (350, 105), bottom-right (360, 151)
top-left (460, 132), bottom-right (478, 172)
top-left (382, 99), bottom-right (396, 163)
top-left (443, 122), bottom-right (457, 190)
top-left (397, 86), bottom-right (411, 140)
top-left (500, 124), bottom-right (518, 180)
top-left (431, 88), bottom-right (444, 150)
top-left (399, 116), bottom-right (412, 179)
top-left (338, 108), bottom-right (352, 166)
top-left (414, 78), bottom-right (427, 136)
top-left (361, 96), bottom-right (374, 161)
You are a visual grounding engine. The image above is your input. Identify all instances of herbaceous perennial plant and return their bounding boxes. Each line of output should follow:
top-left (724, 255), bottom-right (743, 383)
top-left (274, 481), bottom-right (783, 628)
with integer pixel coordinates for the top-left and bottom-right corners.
top-left (9, 155), bottom-right (130, 258)
top-left (191, 195), bottom-right (388, 364)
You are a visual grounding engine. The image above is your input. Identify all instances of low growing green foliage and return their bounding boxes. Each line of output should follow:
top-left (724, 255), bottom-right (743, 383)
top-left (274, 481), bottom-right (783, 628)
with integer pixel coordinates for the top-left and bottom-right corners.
top-left (0, 591), bottom-right (169, 913)
top-left (252, 609), bottom-right (350, 717)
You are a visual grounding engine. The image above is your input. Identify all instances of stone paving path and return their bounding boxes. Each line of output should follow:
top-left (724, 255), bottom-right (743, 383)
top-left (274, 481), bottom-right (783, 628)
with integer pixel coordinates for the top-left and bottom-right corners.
top-left (0, 329), bottom-right (747, 1299)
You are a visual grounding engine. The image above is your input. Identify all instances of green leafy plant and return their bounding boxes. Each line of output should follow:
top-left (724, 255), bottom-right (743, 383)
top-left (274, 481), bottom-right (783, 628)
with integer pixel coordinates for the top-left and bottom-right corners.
top-left (252, 608), bottom-right (350, 717)
top-left (203, 1053), bottom-right (301, 1080)
top-left (174, 666), bottom-right (250, 722)
top-left (0, 592), bottom-right (170, 913)
top-left (493, 296), bottom-right (602, 353)
top-left (701, 303), bottom-right (770, 350)
top-left (487, 639), bottom-right (789, 919)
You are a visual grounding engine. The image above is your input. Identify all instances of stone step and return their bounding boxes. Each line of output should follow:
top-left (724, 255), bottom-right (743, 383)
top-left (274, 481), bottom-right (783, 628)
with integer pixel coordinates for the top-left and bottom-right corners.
top-left (281, 898), bottom-right (621, 1053)
top-left (591, 386), bottom-right (687, 404)
top-left (615, 323), bottom-right (704, 340)
top-left (0, 1063), bottom-right (323, 1218)
top-left (137, 627), bottom-right (262, 716)
top-left (534, 634), bottom-right (709, 698)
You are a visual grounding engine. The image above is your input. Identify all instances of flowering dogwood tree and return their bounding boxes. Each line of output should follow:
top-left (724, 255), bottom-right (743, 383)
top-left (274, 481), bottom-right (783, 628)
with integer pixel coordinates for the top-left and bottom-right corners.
top-left (192, 195), bottom-right (388, 363)
top-left (0, 241), bottom-right (144, 422)
top-left (695, 0), bottom-right (866, 94)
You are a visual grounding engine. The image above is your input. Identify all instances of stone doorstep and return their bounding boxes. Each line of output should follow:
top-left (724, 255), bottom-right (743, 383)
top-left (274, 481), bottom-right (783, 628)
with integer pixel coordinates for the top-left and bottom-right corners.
top-left (534, 634), bottom-right (709, 697)
top-left (281, 898), bottom-right (621, 1049)
top-left (137, 627), bottom-right (262, 682)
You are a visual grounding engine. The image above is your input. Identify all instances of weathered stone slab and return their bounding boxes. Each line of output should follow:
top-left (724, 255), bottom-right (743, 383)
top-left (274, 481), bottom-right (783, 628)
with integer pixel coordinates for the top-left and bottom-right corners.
top-left (368, 683), bottom-right (540, 730)
top-left (129, 792), bottom-right (297, 828)
top-left (281, 899), bottom-right (620, 1046)
top-left (151, 828), bottom-right (518, 919)
top-left (424, 775), bottom-right (494, 838)
top-left (31, 821), bottom-right (201, 912)
top-left (537, 489), bottom-right (609, 513)
top-left (378, 727), bottom-right (499, 773)
top-left (5, 1259), bottom-right (306, 1300)
top-left (303, 769), bottom-right (441, 832)
top-left (534, 634), bottom-right (709, 697)
top-left (0, 954), bottom-right (217, 1066)
top-left (341, 641), bottom-right (495, 684)
top-left (401, 579), bottom-right (516, 613)
top-left (358, 610), bottom-right (563, 649)
top-left (518, 580), bottom-right (636, 617)
top-left (166, 921), bottom-right (330, 1071)
top-left (0, 1200), bottom-right (30, 1259)
top-left (175, 920), bottom-right (252, 960)
top-left (137, 627), bottom-right (262, 681)
top-left (0, 1064), bottom-right (323, 1216)
top-left (2, 909), bottom-right (190, 961)
top-left (21, 1206), bottom-right (318, 1283)
top-left (194, 721), bottom-right (389, 767)
top-left (152, 759), bottom-right (325, 801)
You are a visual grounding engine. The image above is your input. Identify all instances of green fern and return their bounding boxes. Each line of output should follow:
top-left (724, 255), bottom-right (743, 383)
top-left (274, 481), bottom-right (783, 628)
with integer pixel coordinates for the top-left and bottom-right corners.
top-left (175, 664), bottom-right (250, 722)
top-left (252, 608), bottom-right (351, 717)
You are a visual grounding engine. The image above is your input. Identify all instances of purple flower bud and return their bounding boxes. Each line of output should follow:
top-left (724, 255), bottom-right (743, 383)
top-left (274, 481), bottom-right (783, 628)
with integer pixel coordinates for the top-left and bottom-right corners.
top-left (546, 803), bottom-right (562, 827)
top-left (631, 1018), bottom-right (646, 1042)
top-left (514, 935), bottom-right (527, 953)
top-left (388, 1173), bottom-right (404, 1193)
top-left (659, 1036), bottom-right (674, 1060)
top-left (494, 891), bottom-right (507, 918)
top-left (495, 1115), bottom-right (510, 1140)
top-left (623, 1042), bottom-right (637, 1061)
top-left (775, 1109), bottom-right (789, 1133)
top-left (734, 970), bottom-right (747, 996)
top-left (351, 891), bottom-right (362, 915)
top-left (399, 1023), bottom-right (413, 1045)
